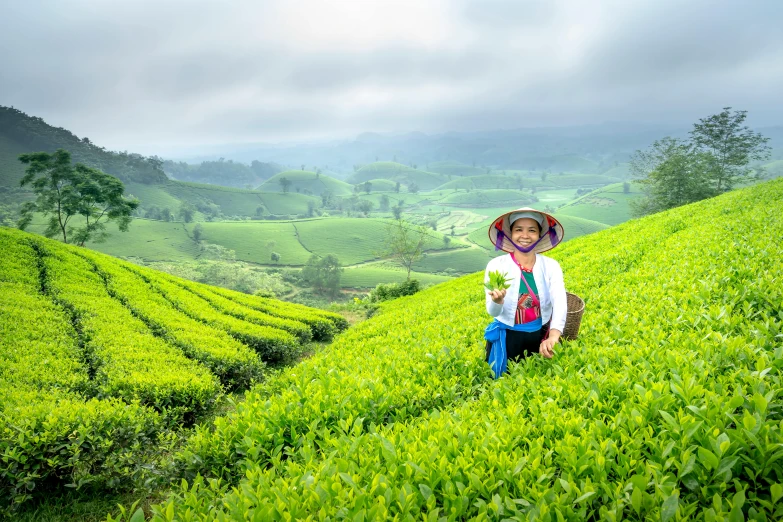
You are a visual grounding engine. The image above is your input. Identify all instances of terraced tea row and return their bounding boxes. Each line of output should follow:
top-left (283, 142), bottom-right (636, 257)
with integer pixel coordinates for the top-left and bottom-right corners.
top-left (0, 230), bottom-right (162, 506)
top-left (148, 179), bottom-right (783, 520)
top-left (0, 227), bottom-right (345, 509)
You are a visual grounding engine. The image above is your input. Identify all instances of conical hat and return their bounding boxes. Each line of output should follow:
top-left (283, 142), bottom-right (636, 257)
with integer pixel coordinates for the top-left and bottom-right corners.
top-left (487, 207), bottom-right (565, 254)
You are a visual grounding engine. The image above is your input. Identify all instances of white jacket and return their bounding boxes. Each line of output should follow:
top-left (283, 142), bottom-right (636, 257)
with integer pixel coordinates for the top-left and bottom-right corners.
top-left (484, 253), bottom-right (567, 332)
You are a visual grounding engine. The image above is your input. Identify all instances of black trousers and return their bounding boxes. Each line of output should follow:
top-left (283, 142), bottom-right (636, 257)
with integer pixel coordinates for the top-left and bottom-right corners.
top-left (485, 324), bottom-right (549, 363)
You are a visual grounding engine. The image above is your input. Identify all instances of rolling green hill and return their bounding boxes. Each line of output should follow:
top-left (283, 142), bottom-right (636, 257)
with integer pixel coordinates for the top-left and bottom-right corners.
top-left (258, 170), bottom-right (354, 196)
top-left (347, 162), bottom-right (448, 190)
top-left (434, 188), bottom-right (535, 207)
top-left (556, 182), bottom-right (643, 225)
top-left (362, 178), bottom-right (399, 191)
top-left (126, 180), bottom-right (320, 218)
top-left (143, 178), bottom-right (783, 521)
top-left (426, 160), bottom-right (486, 177)
top-left (0, 226), bottom-right (347, 507)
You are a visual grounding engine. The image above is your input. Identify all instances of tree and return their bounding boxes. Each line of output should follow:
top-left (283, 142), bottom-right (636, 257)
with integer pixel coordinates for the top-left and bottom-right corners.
top-left (279, 176), bottom-right (292, 193)
top-left (630, 137), bottom-right (714, 217)
top-left (17, 149), bottom-right (138, 245)
top-left (363, 181), bottom-right (372, 194)
top-left (301, 254), bottom-right (342, 297)
top-left (450, 224), bottom-right (456, 236)
top-left (408, 182), bottom-right (419, 194)
top-left (443, 235), bottom-right (451, 247)
top-left (192, 223), bottom-right (203, 242)
top-left (392, 204), bottom-right (403, 220)
top-left (307, 200), bottom-right (316, 217)
top-left (178, 202), bottom-right (195, 223)
top-left (381, 219), bottom-right (428, 280)
top-left (356, 199), bottom-right (374, 216)
top-left (380, 194), bottom-right (390, 212)
top-left (623, 182), bottom-right (631, 194)
top-left (160, 207), bottom-right (172, 222)
top-left (321, 190), bottom-right (334, 208)
top-left (394, 181), bottom-right (401, 193)
top-left (270, 252), bottom-right (280, 263)
top-left (689, 107), bottom-right (771, 192)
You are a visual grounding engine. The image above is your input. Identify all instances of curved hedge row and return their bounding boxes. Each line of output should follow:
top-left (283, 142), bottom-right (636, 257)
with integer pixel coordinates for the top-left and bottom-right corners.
top-left (171, 277), bottom-right (313, 343)
top-left (39, 242), bottom-right (222, 415)
top-left (147, 180), bottom-right (783, 520)
top-left (209, 285), bottom-right (349, 341)
top-left (77, 250), bottom-right (266, 391)
top-left (0, 231), bottom-right (161, 508)
top-left (134, 268), bottom-right (300, 365)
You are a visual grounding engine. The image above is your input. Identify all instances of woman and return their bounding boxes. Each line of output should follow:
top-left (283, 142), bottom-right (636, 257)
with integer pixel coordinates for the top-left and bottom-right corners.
top-left (484, 207), bottom-right (567, 378)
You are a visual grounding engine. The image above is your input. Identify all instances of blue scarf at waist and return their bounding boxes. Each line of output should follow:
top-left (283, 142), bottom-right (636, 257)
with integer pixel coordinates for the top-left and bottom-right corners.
top-left (484, 318), bottom-right (542, 379)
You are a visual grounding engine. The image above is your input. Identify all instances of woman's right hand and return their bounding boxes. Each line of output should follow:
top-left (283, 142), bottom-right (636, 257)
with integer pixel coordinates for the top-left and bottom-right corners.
top-left (489, 288), bottom-right (506, 304)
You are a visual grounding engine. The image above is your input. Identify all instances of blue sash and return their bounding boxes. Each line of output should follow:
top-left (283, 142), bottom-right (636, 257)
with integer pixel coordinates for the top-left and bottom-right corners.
top-left (484, 318), bottom-right (542, 379)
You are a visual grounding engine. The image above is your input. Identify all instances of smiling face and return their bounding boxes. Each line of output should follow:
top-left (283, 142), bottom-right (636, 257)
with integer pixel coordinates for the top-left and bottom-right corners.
top-left (510, 217), bottom-right (541, 247)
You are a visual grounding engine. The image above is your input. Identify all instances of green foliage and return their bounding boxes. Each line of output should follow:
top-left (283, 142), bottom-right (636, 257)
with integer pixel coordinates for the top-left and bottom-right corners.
top-left (38, 241), bottom-right (221, 416)
top-left (381, 219), bottom-right (434, 280)
top-left (0, 226), bottom-right (344, 510)
top-left (0, 230), bottom-right (162, 509)
top-left (483, 269), bottom-right (512, 291)
top-left (632, 108), bottom-right (771, 216)
top-left (630, 137), bottom-right (716, 217)
top-left (301, 253), bottom-right (343, 297)
top-left (79, 250), bottom-right (266, 391)
top-left (690, 107), bottom-right (772, 192)
top-left (162, 158), bottom-right (283, 188)
top-left (17, 149), bottom-right (139, 245)
top-left (367, 278), bottom-right (421, 302)
top-left (149, 179), bottom-right (783, 520)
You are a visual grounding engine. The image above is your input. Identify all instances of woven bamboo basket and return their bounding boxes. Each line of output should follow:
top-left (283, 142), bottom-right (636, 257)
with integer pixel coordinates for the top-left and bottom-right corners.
top-left (561, 292), bottom-right (585, 341)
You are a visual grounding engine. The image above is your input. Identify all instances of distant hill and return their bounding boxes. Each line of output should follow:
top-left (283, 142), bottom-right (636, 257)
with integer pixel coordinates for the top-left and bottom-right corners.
top-left (258, 170), bottom-right (354, 196)
top-left (162, 159), bottom-right (284, 189)
top-left (556, 182), bottom-right (643, 225)
top-left (347, 162), bottom-right (448, 190)
top-left (425, 160), bottom-right (486, 177)
top-left (0, 106), bottom-right (167, 186)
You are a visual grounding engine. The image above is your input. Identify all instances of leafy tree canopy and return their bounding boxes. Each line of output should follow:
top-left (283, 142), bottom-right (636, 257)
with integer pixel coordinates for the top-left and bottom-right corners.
top-left (17, 148), bottom-right (139, 246)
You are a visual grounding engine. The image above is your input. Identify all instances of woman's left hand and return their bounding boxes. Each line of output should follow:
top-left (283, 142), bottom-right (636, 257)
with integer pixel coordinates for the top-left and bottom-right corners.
top-left (539, 330), bottom-right (561, 359)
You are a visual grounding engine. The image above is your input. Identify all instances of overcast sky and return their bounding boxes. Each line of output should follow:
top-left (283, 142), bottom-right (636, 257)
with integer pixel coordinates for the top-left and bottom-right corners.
top-left (1, 0), bottom-right (781, 155)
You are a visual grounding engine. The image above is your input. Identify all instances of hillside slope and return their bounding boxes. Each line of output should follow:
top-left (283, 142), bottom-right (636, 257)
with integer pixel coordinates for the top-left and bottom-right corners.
top-left (152, 179), bottom-right (783, 520)
top-left (258, 170), bottom-right (354, 196)
top-left (0, 106), bottom-right (167, 186)
top-left (0, 227), bottom-right (347, 507)
top-left (348, 162), bottom-right (448, 190)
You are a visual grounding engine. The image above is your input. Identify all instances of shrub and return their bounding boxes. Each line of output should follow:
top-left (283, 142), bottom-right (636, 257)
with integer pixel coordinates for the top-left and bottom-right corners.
top-left (368, 278), bottom-right (421, 302)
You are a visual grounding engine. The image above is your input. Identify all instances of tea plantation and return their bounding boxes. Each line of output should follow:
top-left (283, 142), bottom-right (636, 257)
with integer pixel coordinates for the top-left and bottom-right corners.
top-left (0, 229), bottom-right (347, 509)
top-left (133, 179), bottom-right (781, 520)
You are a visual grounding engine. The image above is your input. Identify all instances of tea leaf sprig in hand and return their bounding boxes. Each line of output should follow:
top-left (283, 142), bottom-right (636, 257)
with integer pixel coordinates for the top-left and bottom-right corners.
top-left (484, 270), bottom-right (512, 291)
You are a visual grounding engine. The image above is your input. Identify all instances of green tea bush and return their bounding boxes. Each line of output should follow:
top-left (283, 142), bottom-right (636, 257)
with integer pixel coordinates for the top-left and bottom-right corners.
top-left (368, 278), bottom-right (422, 302)
top-left (172, 277), bottom-right (313, 343)
top-left (38, 242), bottom-right (222, 416)
top-left (134, 269), bottom-right (300, 365)
top-left (148, 179), bottom-right (783, 520)
top-left (77, 250), bottom-right (266, 391)
top-left (207, 285), bottom-right (348, 341)
top-left (0, 231), bottom-right (161, 509)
